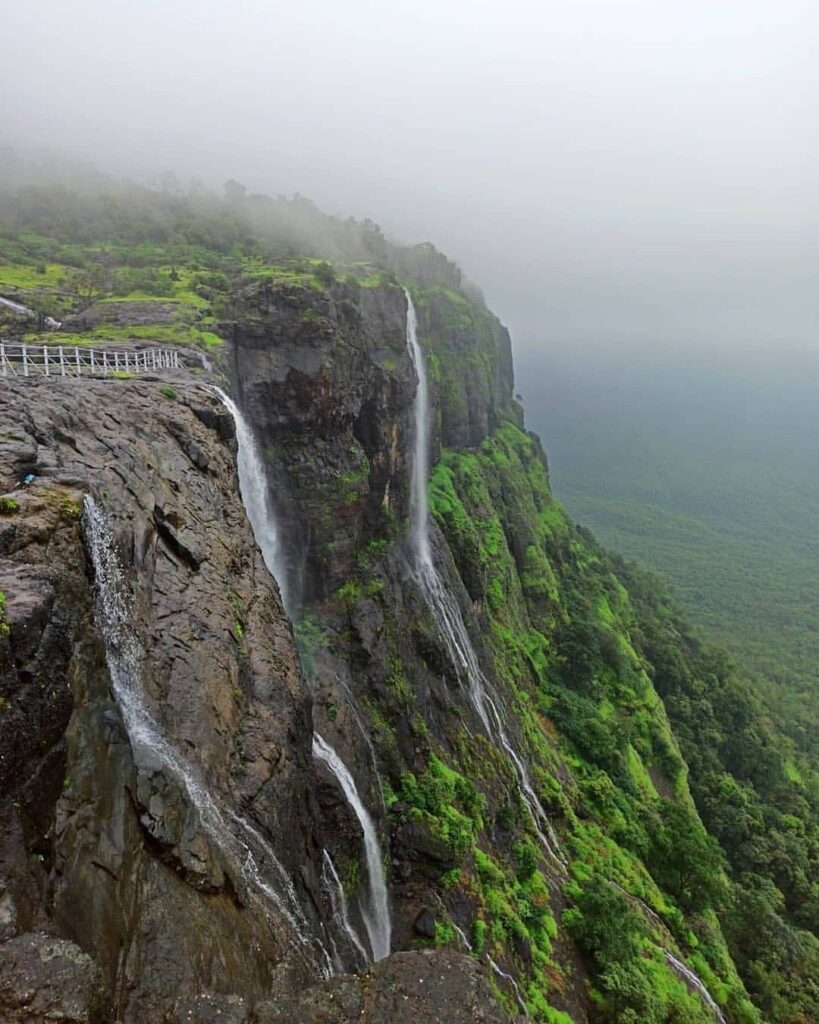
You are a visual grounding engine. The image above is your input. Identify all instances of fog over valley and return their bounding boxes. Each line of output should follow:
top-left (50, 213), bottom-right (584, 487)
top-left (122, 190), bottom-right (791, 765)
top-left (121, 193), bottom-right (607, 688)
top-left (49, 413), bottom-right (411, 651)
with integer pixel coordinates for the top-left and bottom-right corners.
top-left (3, 5), bottom-right (819, 1024)
top-left (3, 0), bottom-right (818, 357)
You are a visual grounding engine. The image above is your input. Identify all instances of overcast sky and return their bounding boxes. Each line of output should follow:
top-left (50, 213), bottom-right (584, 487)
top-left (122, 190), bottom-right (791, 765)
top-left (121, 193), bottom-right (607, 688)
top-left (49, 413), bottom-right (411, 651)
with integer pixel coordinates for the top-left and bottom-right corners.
top-left (3, 0), bottom-right (817, 357)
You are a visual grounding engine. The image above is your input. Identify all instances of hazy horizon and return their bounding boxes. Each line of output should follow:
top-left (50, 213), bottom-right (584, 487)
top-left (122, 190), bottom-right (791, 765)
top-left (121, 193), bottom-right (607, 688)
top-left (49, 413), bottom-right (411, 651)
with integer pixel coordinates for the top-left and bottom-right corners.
top-left (4, 0), bottom-right (818, 358)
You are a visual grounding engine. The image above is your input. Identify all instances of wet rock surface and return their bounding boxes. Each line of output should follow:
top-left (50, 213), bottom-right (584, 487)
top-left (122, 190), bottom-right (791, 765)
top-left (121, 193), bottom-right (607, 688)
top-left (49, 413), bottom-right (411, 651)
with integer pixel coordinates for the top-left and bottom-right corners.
top-left (0, 933), bottom-right (108, 1023)
top-left (0, 272), bottom-right (563, 1024)
top-left (256, 950), bottom-right (518, 1024)
top-left (0, 378), bottom-right (331, 1021)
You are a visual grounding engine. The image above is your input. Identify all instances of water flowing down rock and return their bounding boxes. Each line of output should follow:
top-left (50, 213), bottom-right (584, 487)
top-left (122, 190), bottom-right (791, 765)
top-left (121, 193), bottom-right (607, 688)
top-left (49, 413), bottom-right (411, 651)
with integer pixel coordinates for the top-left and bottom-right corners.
top-left (403, 288), bottom-right (565, 868)
top-left (312, 734), bottom-right (391, 962)
top-left (83, 494), bottom-right (332, 976)
top-left (213, 387), bottom-right (291, 614)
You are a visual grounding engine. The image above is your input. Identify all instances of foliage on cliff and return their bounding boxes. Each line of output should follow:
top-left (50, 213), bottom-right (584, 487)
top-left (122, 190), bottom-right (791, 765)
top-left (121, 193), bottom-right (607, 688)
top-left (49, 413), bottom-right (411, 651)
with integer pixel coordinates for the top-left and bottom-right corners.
top-left (2, 167), bottom-right (814, 1023)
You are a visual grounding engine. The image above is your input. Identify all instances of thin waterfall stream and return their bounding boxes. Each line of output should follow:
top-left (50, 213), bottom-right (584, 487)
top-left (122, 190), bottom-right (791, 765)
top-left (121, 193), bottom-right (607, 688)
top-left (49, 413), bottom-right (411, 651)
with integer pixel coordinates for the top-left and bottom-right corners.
top-left (321, 850), bottom-right (370, 969)
top-left (404, 298), bottom-right (726, 1020)
top-left (82, 495), bottom-right (332, 977)
top-left (665, 953), bottom-right (727, 1024)
top-left (214, 386), bottom-right (392, 966)
top-left (212, 387), bottom-right (291, 615)
top-left (312, 734), bottom-right (392, 962)
top-left (403, 288), bottom-right (565, 866)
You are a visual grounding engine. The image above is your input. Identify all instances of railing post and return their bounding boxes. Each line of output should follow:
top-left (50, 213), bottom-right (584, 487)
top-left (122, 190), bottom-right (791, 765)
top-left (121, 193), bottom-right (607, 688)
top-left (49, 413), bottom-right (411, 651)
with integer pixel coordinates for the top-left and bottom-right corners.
top-left (90, 348), bottom-right (95, 373)
top-left (23, 345), bottom-right (28, 377)
top-left (0, 343), bottom-right (4, 376)
top-left (152, 350), bottom-right (157, 370)
top-left (124, 352), bottom-right (129, 372)
top-left (103, 351), bottom-right (108, 374)
top-left (59, 346), bottom-right (65, 376)
top-left (75, 347), bottom-right (81, 375)
top-left (115, 352), bottom-right (120, 372)
top-left (43, 346), bottom-right (49, 376)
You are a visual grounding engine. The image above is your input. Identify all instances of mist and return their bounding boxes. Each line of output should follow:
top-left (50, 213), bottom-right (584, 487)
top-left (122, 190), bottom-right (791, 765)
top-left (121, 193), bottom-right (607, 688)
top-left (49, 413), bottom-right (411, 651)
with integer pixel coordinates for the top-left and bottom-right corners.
top-left (3, 0), bottom-right (818, 359)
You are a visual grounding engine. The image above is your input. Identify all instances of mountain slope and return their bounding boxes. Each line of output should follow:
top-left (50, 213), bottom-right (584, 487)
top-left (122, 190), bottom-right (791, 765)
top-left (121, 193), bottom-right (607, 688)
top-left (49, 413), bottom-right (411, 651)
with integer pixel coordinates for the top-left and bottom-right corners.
top-left (0, 178), bottom-right (812, 1022)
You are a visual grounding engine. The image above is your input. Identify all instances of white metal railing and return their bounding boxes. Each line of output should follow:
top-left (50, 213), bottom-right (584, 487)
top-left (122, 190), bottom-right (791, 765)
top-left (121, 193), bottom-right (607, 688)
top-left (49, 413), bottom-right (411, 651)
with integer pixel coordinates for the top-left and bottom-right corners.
top-left (0, 343), bottom-right (181, 378)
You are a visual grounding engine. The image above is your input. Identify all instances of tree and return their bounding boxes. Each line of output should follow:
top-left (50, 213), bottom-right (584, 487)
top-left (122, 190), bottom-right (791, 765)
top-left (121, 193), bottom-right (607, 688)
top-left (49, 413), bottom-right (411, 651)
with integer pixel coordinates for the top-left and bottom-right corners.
top-left (649, 801), bottom-right (726, 910)
top-left (68, 265), bottom-right (110, 311)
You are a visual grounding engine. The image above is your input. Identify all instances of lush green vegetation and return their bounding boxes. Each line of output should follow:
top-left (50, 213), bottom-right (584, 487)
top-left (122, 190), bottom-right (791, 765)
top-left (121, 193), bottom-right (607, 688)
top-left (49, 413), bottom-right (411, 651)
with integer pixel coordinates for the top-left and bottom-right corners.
top-left (522, 351), bottom-right (819, 763)
top-left (519, 349), bottom-right (819, 1019)
top-left (616, 557), bottom-right (819, 1023)
top-left (423, 422), bottom-right (762, 1022)
top-left (0, 152), bottom-right (476, 354)
top-left (6, 157), bottom-right (812, 1021)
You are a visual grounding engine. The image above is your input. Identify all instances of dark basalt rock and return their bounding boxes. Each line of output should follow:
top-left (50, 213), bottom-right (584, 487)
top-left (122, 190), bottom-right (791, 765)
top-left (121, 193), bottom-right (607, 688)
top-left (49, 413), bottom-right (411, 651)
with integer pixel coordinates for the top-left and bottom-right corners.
top-left (0, 380), bottom-right (333, 1021)
top-left (413, 907), bottom-right (437, 938)
top-left (255, 950), bottom-right (518, 1024)
top-left (0, 933), bottom-right (109, 1023)
top-left (0, 273), bottom-right (559, 1023)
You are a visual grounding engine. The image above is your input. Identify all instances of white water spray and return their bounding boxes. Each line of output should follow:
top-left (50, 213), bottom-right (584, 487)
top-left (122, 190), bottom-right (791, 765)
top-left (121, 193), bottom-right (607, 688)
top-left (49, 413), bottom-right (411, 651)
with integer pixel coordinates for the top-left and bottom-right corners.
top-left (312, 734), bottom-right (391, 961)
top-left (321, 850), bottom-right (369, 969)
top-left (0, 294), bottom-right (62, 328)
top-left (488, 956), bottom-right (529, 1016)
top-left (665, 952), bottom-right (726, 1024)
top-left (212, 387), bottom-right (290, 614)
top-left (212, 386), bottom-right (392, 964)
top-left (83, 495), bottom-right (331, 976)
top-left (403, 289), bottom-right (565, 866)
top-left (405, 291), bottom-right (432, 568)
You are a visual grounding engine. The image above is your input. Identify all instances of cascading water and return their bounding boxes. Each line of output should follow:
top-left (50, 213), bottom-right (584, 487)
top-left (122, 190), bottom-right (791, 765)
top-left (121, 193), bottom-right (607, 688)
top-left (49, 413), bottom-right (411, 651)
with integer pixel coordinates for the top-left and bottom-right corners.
top-left (488, 956), bottom-right (530, 1016)
top-left (212, 386), bottom-right (392, 964)
top-left (405, 292), bottom-right (432, 568)
top-left (665, 952), bottom-right (727, 1024)
top-left (321, 850), bottom-right (369, 969)
top-left (82, 495), bottom-right (332, 977)
top-left (0, 294), bottom-right (62, 328)
top-left (212, 387), bottom-right (290, 615)
top-left (312, 734), bottom-right (391, 962)
top-left (403, 288), bottom-right (565, 866)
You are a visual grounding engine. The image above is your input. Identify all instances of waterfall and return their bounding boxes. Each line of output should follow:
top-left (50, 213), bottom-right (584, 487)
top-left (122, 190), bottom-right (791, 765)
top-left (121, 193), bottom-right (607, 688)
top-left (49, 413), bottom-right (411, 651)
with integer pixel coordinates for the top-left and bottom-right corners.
top-left (321, 850), bottom-right (369, 969)
top-left (488, 956), bottom-right (529, 1016)
top-left (0, 294), bottom-right (62, 328)
top-left (312, 734), bottom-right (391, 962)
top-left (82, 495), bottom-right (332, 977)
top-left (405, 290), bottom-right (432, 568)
top-left (212, 387), bottom-right (290, 614)
top-left (211, 387), bottom-right (391, 964)
top-left (665, 952), bottom-right (726, 1024)
top-left (403, 289), bottom-right (565, 867)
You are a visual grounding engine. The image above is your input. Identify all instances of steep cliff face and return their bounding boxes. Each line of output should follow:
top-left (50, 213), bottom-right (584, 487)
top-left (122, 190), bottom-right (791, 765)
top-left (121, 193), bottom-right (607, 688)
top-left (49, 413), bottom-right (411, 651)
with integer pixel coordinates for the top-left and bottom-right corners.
top-left (0, 372), bottom-right (514, 1024)
top-left (228, 278), bottom-right (519, 606)
top-left (227, 277), bottom-right (757, 1024)
top-left (0, 266), bottom-right (761, 1024)
top-left (0, 381), bottom-right (330, 1020)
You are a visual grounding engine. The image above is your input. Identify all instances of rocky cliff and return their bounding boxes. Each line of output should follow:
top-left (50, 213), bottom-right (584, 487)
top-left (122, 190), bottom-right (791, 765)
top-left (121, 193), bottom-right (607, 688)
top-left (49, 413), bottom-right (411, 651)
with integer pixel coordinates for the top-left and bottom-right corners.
top-left (0, 268), bottom-right (760, 1024)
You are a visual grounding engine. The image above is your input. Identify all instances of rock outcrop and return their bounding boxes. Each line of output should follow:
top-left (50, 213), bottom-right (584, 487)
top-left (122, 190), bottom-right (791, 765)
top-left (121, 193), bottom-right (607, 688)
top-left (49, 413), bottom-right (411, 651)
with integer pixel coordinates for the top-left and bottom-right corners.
top-left (0, 380), bottom-right (330, 1020)
top-left (0, 269), bottom-right (755, 1024)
